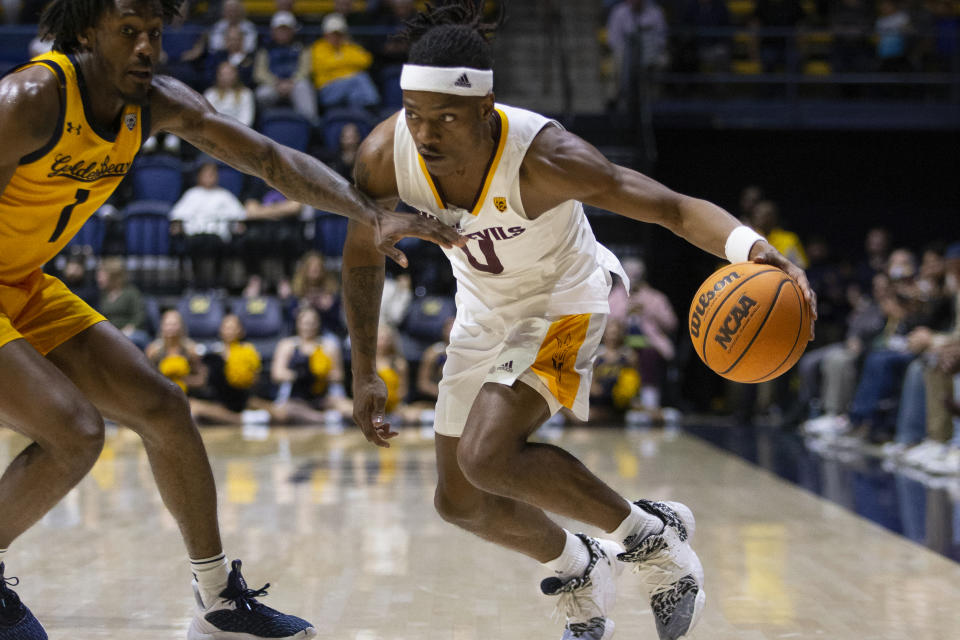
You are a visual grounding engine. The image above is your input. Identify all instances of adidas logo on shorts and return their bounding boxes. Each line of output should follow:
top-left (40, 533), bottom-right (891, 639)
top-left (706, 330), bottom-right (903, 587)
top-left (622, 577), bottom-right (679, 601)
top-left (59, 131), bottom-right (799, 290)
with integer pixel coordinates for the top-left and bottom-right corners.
top-left (454, 73), bottom-right (472, 88)
top-left (494, 360), bottom-right (513, 373)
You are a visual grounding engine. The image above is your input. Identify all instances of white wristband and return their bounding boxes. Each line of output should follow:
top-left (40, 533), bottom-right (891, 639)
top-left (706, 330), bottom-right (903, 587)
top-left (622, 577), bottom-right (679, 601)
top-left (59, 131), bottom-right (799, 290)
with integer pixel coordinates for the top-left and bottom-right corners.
top-left (725, 226), bottom-right (765, 263)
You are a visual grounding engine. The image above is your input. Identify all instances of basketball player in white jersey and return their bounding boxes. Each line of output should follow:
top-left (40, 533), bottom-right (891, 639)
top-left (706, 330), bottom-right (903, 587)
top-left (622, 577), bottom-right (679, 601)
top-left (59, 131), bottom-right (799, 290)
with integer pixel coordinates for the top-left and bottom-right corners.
top-left (343, 3), bottom-right (816, 639)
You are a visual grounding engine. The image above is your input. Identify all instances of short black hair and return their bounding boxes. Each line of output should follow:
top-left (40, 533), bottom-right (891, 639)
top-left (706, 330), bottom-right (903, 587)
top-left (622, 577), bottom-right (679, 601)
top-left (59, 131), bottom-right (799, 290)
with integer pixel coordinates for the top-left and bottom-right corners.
top-left (404, 1), bottom-right (506, 70)
top-left (40, 0), bottom-right (185, 54)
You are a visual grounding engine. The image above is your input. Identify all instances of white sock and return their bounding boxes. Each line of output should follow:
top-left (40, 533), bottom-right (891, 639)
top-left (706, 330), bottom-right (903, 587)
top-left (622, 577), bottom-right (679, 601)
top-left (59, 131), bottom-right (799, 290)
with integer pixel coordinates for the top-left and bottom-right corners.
top-left (191, 553), bottom-right (230, 607)
top-left (543, 530), bottom-right (590, 582)
top-left (608, 500), bottom-right (663, 545)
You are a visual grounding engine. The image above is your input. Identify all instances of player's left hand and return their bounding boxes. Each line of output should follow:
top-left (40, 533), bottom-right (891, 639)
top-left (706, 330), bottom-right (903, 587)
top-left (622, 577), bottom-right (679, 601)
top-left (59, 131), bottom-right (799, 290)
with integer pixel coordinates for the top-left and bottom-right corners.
top-left (749, 240), bottom-right (817, 340)
top-left (374, 209), bottom-right (465, 268)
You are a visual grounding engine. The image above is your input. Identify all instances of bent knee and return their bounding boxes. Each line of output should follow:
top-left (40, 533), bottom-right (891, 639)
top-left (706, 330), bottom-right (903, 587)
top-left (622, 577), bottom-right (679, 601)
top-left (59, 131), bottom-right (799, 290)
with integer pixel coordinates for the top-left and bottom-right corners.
top-left (49, 404), bottom-right (105, 475)
top-left (456, 438), bottom-right (514, 490)
top-left (434, 486), bottom-right (492, 529)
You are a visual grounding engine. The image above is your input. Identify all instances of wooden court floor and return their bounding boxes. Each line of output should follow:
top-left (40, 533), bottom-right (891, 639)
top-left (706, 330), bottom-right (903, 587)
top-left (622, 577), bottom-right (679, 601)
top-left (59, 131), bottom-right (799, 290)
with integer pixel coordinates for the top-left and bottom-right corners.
top-left (1, 424), bottom-right (958, 639)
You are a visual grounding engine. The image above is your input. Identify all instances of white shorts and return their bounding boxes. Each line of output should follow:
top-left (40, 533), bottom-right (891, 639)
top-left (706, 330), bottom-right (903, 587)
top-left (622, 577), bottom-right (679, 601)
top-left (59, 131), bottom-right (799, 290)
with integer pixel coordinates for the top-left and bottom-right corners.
top-left (433, 310), bottom-right (607, 437)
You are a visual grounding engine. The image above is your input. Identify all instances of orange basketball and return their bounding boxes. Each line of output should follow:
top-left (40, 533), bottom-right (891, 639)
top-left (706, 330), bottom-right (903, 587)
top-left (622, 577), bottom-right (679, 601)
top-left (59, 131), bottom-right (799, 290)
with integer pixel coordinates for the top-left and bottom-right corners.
top-left (688, 262), bottom-right (810, 383)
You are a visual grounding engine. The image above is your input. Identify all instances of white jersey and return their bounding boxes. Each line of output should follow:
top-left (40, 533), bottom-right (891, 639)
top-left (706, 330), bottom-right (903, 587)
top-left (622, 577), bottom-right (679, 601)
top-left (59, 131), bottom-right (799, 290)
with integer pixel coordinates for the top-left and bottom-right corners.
top-left (393, 103), bottom-right (627, 318)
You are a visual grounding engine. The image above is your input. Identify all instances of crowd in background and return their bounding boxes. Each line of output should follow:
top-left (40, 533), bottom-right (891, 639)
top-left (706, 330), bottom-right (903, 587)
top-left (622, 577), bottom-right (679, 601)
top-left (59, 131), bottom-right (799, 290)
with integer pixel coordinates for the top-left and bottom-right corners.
top-left (1, 1), bottom-right (952, 474)
top-left (601, 0), bottom-right (960, 106)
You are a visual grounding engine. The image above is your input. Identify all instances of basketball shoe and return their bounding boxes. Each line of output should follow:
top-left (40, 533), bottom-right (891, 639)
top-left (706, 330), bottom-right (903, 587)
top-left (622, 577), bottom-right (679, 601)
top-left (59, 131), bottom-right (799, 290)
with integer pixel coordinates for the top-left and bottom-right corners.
top-left (540, 535), bottom-right (624, 640)
top-left (188, 560), bottom-right (316, 640)
top-left (0, 563), bottom-right (47, 640)
top-left (617, 501), bottom-right (705, 640)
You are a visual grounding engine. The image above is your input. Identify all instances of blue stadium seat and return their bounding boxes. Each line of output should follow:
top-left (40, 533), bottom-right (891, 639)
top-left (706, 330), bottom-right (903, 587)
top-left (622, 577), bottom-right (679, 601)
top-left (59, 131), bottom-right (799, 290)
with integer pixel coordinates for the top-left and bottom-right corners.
top-left (217, 163), bottom-right (246, 198)
top-left (379, 65), bottom-right (403, 111)
top-left (231, 296), bottom-right (283, 338)
top-left (401, 295), bottom-right (456, 344)
top-left (320, 108), bottom-right (375, 150)
top-left (314, 212), bottom-right (349, 257)
top-left (259, 108), bottom-right (312, 152)
top-left (177, 293), bottom-right (225, 340)
top-left (66, 213), bottom-right (106, 255)
top-left (132, 155), bottom-right (183, 204)
top-left (231, 296), bottom-right (284, 362)
top-left (123, 201), bottom-right (171, 255)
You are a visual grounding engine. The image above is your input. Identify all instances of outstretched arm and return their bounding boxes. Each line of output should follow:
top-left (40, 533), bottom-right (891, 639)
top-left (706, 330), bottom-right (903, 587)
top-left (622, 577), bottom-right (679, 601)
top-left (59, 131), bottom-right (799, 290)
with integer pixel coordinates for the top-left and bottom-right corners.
top-left (342, 116), bottom-right (402, 447)
top-left (149, 77), bottom-right (462, 265)
top-left (522, 126), bottom-right (817, 332)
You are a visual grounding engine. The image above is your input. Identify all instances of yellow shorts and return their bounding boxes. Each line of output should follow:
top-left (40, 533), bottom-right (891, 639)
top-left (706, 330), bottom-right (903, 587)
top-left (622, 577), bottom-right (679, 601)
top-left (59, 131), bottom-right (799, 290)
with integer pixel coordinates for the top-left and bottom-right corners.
top-left (0, 270), bottom-right (106, 356)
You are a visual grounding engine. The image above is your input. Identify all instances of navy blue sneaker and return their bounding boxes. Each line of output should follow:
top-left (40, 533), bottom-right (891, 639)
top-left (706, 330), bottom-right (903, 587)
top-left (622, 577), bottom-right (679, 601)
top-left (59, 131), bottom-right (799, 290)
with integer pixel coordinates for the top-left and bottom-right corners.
top-left (0, 563), bottom-right (47, 640)
top-left (188, 560), bottom-right (316, 640)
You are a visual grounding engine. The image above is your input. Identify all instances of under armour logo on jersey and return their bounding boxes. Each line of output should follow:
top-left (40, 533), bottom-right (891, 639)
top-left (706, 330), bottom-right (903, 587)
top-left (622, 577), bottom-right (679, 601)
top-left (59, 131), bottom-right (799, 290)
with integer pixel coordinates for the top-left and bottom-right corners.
top-left (66, 122), bottom-right (82, 135)
top-left (124, 114), bottom-right (137, 130)
top-left (454, 73), bottom-right (472, 88)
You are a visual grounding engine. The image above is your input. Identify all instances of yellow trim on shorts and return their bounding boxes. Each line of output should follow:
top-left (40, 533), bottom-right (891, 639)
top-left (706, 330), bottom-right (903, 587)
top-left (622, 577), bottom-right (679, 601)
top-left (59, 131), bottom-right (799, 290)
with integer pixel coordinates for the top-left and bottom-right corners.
top-left (531, 314), bottom-right (591, 409)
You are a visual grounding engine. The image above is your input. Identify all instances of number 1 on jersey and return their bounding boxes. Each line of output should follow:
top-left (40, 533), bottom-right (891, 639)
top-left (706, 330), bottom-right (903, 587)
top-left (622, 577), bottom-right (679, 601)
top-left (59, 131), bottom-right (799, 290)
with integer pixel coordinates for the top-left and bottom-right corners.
top-left (48, 188), bottom-right (89, 243)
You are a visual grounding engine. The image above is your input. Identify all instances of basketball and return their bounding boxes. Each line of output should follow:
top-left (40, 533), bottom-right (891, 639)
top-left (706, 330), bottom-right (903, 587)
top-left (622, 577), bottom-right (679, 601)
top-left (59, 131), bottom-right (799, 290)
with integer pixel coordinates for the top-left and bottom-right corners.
top-left (688, 262), bottom-right (810, 383)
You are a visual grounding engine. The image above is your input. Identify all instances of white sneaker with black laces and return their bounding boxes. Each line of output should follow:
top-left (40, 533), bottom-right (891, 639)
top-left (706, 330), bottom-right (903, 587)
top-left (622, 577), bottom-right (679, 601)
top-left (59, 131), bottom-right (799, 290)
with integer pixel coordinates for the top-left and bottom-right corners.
top-left (540, 535), bottom-right (624, 640)
top-left (188, 560), bottom-right (316, 640)
top-left (617, 501), bottom-right (705, 640)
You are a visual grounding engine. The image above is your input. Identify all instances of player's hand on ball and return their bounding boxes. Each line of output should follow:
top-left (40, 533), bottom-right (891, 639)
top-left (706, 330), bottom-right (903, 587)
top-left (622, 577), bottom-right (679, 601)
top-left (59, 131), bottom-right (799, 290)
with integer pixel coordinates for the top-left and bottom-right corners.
top-left (375, 209), bottom-right (465, 268)
top-left (749, 240), bottom-right (817, 339)
top-left (352, 373), bottom-right (399, 448)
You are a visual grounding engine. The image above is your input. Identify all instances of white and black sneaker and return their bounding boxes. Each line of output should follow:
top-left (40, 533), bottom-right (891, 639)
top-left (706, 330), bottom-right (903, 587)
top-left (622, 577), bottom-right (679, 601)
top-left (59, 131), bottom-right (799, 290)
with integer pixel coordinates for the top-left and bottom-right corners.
top-left (188, 560), bottom-right (316, 640)
top-left (617, 501), bottom-right (705, 640)
top-left (540, 535), bottom-right (624, 640)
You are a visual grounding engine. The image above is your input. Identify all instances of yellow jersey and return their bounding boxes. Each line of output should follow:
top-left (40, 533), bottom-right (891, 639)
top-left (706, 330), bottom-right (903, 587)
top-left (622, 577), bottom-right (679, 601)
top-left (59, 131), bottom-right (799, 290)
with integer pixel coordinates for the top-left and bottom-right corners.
top-left (0, 51), bottom-right (146, 284)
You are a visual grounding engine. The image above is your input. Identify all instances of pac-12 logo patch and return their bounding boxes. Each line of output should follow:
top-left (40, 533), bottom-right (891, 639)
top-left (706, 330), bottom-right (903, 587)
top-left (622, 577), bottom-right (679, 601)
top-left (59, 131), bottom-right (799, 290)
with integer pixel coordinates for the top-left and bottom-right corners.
top-left (493, 197), bottom-right (507, 212)
top-left (124, 114), bottom-right (137, 130)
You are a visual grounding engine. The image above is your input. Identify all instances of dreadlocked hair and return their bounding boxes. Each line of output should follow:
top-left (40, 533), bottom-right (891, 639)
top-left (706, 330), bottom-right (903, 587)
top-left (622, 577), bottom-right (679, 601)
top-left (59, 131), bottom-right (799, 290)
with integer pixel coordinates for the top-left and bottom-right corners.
top-left (403, 0), bottom-right (506, 70)
top-left (40, 0), bottom-right (185, 54)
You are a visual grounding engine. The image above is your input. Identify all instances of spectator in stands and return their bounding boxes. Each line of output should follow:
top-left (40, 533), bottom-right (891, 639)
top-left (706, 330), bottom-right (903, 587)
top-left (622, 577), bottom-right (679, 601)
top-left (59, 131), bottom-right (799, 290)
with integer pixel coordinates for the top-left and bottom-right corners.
top-left (830, 0), bottom-right (873, 73)
top-left (855, 227), bottom-right (892, 290)
top-left (209, 0), bottom-right (258, 56)
top-left (60, 254), bottom-right (99, 305)
top-left (375, 323), bottom-right (409, 421)
top-left (204, 61), bottom-right (255, 127)
top-left (146, 309), bottom-right (206, 394)
top-left (375, 0), bottom-right (417, 68)
top-left (888, 242), bottom-right (960, 470)
top-left (678, 0), bottom-right (732, 73)
top-left (400, 315), bottom-right (453, 428)
top-left (253, 11), bottom-right (318, 124)
top-left (875, 0), bottom-right (912, 72)
top-left (331, 121), bottom-right (363, 180)
top-left (291, 250), bottom-right (344, 335)
top-left (204, 24), bottom-right (255, 87)
top-left (379, 269), bottom-right (412, 328)
top-left (95, 257), bottom-right (150, 351)
top-left (271, 305), bottom-right (350, 424)
top-left (751, 199), bottom-right (809, 268)
top-left (170, 161), bottom-right (247, 289)
top-left (189, 313), bottom-right (276, 425)
top-left (590, 318), bottom-right (641, 422)
top-left (753, 0), bottom-right (805, 72)
top-left (310, 12), bottom-right (381, 109)
top-left (795, 278), bottom-right (885, 429)
top-left (622, 257), bottom-right (677, 413)
top-left (1, 0), bottom-right (20, 24)
top-left (607, 0), bottom-right (669, 110)
top-left (737, 184), bottom-right (764, 223)
top-left (239, 184), bottom-right (310, 285)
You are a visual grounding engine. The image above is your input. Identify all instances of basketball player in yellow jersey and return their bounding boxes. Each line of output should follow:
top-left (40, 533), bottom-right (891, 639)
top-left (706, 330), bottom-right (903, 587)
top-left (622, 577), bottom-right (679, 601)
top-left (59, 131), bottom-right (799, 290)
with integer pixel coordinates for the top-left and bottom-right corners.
top-left (0, 2), bottom-right (463, 639)
top-left (343, 3), bottom-right (817, 640)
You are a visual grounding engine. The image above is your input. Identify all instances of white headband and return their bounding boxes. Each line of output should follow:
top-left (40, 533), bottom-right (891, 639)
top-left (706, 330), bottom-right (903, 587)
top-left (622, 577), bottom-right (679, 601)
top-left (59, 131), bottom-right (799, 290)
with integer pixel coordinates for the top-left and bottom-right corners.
top-left (400, 64), bottom-right (493, 97)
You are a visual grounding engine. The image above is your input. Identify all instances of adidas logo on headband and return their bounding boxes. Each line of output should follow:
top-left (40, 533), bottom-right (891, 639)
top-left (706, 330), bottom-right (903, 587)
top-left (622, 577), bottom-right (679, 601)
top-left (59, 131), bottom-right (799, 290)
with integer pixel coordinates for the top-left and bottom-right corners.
top-left (400, 64), bottom-right (493, 96)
